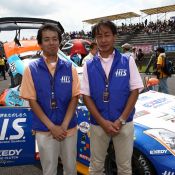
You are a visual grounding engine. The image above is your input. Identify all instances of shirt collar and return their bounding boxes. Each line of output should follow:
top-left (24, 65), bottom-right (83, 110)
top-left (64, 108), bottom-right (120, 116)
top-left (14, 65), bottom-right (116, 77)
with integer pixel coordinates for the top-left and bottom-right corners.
top-left (41, 52), bottom-right (59, 64)
top-left (97, 50), bottom-right (115, 60)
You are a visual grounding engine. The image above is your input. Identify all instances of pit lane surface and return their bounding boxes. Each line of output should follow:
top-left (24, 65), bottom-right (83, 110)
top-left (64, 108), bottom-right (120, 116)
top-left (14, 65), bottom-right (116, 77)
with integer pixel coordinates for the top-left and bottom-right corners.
top-left (0, 165), bottom-right (82, 175)
top-left (0, 165), bottom-right (42, 175)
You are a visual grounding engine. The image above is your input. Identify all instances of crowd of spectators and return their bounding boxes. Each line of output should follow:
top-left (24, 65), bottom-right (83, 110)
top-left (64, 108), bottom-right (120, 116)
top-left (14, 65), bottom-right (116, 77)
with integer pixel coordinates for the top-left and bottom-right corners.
top-left (62, 30), bottom-right (92, 41)
top-left (143, 19), bottom-right (175, 34)
top-left (116, 19), bottom-right (175, 35)
top-left (63, 19), bottom-right (175, 40)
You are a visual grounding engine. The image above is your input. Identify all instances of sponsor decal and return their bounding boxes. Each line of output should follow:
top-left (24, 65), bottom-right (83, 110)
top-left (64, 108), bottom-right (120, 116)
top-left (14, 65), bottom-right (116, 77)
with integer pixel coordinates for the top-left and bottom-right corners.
top-left (79, 122), bottom-right (90, 133)
top-left (6, 90), bottom-right (24, 106)
top-left (135, 110), bottom-right (150, 118)
top-left (138, 95), bottom-right (151, 101)
top-left (162, 171), bottom-right (175, 175)
top-left (0, 149), bottom-right (22, 157)
top-left (0, 109), bottom-right (35, 166)
top-left (8, 55), bottom-right (25, 76)
top-left (143, 98), bottom-right (170, 108)
top-left (0, 159), bottom-right (14, 165)
top-left (115, 69), bottom-right (127, 77)
top-left (9, 62), bottom-right (16, 73)
top-left (0, 118), bottom-right (26, 142)
top-left (150, 150), bottom-right (167, 155)
top-left (80, 134), bottom-right (86, 144)
top-left (79, 153), bottom-right (90, 161)
top-left (60, 76), bottom-right (71, 83)
top-left (0, 149), bottom-right (23, 163)
top-left (138, 154), bottom-right (152, 174)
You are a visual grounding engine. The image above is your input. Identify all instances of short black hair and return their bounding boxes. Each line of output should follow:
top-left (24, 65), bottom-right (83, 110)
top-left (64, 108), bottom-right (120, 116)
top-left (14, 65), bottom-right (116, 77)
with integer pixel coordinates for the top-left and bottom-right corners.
top-left (156, 47), bottom-right (165, 53)
top-left (37, 23), bottom-right (62, 45)
top-left (91, 20), bottom-right (117, 39)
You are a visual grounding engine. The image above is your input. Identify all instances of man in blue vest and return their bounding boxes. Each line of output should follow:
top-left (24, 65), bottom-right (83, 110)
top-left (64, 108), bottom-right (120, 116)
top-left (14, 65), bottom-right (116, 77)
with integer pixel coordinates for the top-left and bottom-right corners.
top-left (81, 20), bottom-right (143, 175)
top-left (20, 24), bottom-right (80, 175)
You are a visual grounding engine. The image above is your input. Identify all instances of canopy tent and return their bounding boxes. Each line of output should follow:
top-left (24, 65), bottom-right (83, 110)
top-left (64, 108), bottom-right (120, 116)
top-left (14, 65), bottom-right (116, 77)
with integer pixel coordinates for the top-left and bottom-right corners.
top-left (83, 12), bottom-right (140, 24)
top-left (140, 4), bottom-right (175, 15)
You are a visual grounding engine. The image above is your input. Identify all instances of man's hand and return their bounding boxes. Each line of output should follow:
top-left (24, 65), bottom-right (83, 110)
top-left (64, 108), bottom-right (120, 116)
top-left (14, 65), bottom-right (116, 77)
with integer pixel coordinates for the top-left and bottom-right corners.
top-left (101, 120), bottom-right (119, 136)
top-left (49, 125), bottom-right (67, 141)
top-left (113, 119), bottom-right (122, 132)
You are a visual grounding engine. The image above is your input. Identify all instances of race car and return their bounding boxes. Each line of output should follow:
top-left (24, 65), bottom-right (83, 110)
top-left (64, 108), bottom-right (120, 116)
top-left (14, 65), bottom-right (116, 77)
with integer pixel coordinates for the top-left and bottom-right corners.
top-left (77, 91), bottom-right (175, 175)
top-left (1, 90), bottom-right (175, 175)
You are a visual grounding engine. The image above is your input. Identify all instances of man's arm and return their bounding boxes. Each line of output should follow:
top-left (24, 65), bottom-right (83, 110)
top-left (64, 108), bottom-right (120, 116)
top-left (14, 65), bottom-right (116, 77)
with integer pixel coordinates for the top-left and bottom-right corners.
top-left (114, 89), bottom-right (139, 128)
top-left (83, 95), bottom-right (118, 135)
top-left (61, 96), bottom-right (78, 130)
top-left (29, 99), bottom-right (67, 140)
top-left (157, 57), bottom-right (163, 70)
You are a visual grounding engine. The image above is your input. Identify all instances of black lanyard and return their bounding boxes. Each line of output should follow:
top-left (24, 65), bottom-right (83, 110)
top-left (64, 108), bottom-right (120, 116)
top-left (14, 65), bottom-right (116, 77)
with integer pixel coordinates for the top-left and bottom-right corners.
top-left (103, 74), bottom-right (110, 102)
top-left (104, 75), bottom-right (109, 92)
top-left (49, 62), bottom-right (59, 108)
top-left (50, 76), bottom-right (58, 109)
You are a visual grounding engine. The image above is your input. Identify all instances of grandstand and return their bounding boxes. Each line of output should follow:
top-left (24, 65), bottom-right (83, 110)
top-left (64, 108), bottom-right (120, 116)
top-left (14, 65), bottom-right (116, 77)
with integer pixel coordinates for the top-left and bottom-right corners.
top-left (83, 4), bottom-right (175, 66)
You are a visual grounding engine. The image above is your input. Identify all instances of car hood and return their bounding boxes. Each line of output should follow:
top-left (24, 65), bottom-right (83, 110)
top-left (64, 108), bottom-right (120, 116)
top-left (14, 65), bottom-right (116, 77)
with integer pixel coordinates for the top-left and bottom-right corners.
top-left (134, 91), bottom-right (175, 133)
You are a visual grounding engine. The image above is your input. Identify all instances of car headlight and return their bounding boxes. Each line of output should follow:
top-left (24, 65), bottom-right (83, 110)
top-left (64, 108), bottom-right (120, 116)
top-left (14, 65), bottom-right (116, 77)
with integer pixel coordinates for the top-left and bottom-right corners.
top-left (144, 128), bottom-right (175, 156)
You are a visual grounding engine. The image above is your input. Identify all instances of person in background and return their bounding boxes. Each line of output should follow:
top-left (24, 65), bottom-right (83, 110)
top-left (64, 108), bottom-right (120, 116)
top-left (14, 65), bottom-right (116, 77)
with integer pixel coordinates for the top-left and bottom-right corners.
top-left (70, 50), bottom-right (81, 66)
top-left (131, 47), bottom-right (137, 60)
top-left (82, 42), bottom-right (98, 66)
top-left (81, 20), bottom-right (143, 175)
top-left (8, 68), bottom-right (15, 88)
top-left (145, 49), bottom-right (156, 75)
top-left (20, 24), bottom-right (80, 175)
top-left (0, 55), bottom-right (7, 80)
top-left (156, 47), bottom-right (169, 94)
top-left (121, 43), bottom-right (132, 57)
top-left (136, 48), bottom-right (144, 71)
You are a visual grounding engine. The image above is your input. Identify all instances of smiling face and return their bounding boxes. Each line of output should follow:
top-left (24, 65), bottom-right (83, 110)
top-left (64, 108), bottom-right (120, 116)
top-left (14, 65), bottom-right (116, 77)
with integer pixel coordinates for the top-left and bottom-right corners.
top-left (95, 25), bottom-right (116, 58)
top-left (40, 29), bottom-right (60, 58)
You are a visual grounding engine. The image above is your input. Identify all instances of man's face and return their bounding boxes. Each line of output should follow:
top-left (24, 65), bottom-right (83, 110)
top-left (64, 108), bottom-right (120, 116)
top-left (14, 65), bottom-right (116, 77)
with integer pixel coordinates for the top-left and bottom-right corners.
top-left (95, 25), bottom-right (115, 54)
top-left (40, 30), bottom-right (60, 57)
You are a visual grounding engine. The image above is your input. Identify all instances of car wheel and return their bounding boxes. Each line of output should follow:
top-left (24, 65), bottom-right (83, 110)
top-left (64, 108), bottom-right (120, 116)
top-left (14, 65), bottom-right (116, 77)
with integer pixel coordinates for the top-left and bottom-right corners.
top-left (132, 149), bottom-right (156, 175)
top-left (105, 144), bottom-right (156, 175)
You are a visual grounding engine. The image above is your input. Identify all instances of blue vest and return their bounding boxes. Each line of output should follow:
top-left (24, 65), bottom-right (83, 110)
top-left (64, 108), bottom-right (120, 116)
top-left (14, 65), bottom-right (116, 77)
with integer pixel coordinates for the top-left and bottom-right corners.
top-left (87, 49), bottom-right (135, 125)
top-left (29, 58), bottom-right (77, 131)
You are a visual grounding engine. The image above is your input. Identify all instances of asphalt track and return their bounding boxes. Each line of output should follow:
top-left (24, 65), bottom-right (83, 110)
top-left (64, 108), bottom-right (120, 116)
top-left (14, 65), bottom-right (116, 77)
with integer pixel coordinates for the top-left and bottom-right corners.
top-left (0, 73), bottom-right (175, 175)
top-left (0, 165), bottom-right (43, 175)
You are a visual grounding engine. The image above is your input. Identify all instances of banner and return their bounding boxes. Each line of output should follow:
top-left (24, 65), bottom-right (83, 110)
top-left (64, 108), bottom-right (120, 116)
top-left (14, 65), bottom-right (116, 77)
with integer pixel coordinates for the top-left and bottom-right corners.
top-left (154, 44), bottom-right (175, 52)
top-left (0, 108), bottom-right (35, 166)
top-left (133, 44), bottom-right (153, 54)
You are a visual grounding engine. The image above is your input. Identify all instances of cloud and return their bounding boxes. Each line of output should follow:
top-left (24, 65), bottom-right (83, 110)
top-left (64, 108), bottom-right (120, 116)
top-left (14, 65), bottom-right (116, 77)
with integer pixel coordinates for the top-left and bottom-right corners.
top-left (0, 0), bottom-right (60, 16)
top-left (0, 0), bottom-right (175, 33)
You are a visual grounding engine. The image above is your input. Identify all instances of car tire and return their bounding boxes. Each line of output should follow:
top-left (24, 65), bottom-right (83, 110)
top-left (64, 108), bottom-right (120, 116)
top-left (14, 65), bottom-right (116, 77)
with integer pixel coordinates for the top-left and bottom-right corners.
top-left (105, 143), bottom-right (156, 175)
top-left (132, 149), bottom-right (156, 175)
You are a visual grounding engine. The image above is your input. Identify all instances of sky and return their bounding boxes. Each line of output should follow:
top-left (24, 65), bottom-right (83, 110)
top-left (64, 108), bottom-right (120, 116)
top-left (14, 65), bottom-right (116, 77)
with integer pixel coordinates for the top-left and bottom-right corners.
top-left (0, 0), bottom-right (175, 41)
